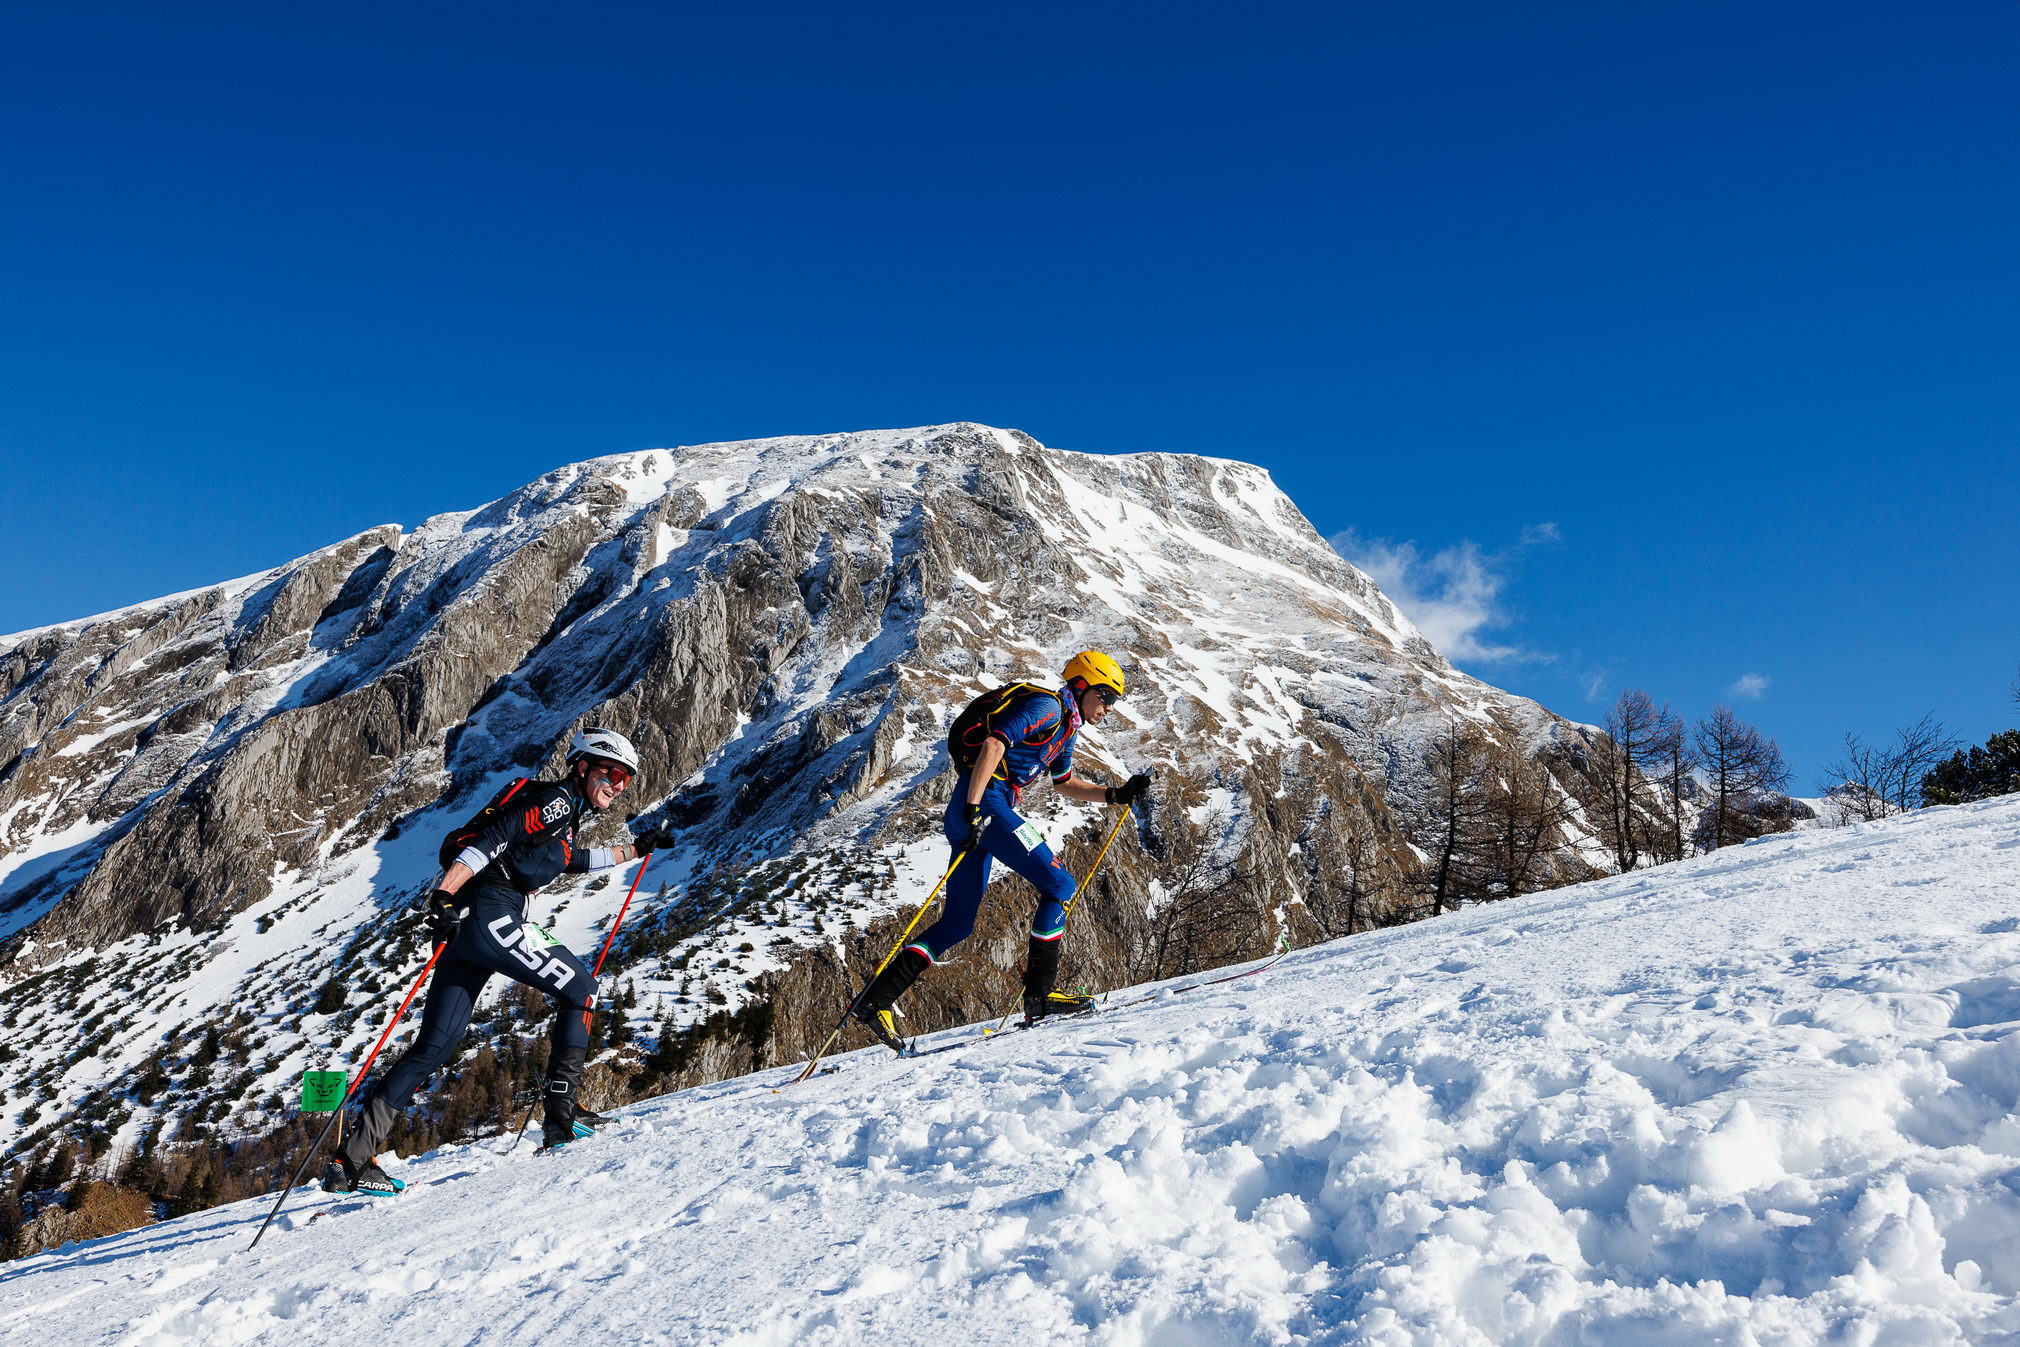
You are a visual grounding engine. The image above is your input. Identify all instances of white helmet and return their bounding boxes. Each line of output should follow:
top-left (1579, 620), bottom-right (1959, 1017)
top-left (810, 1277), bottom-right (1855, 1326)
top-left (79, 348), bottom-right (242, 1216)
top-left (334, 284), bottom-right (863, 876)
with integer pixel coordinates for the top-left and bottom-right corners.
top-left (567, 727), bottom-right (640, 773)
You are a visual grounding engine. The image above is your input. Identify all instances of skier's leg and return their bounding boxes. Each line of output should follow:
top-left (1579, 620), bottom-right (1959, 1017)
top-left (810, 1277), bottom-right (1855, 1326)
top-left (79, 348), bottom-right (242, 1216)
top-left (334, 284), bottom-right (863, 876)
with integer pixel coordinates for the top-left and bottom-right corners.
top-left (534, 944), bottom-right (597, 1145)
top-left (864, 795), bottom-right (999, 1008)
top-left (340, 954), bottom-right (488, 1169)
top-left (983, 820), bottom-right (1078, 1003)
top-left (443, 898), bottom-right (600, 1145)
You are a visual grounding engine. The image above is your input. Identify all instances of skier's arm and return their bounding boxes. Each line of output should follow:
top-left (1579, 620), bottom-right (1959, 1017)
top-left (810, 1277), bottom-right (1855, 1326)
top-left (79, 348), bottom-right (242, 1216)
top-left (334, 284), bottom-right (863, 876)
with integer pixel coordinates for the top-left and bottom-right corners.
top-left (1055, 770), bottom-right (1152, 806)
top-left (441, 783), bottom-right (570, 888)
top-left (564, 842), bottom-right (645, 874)
top-left (1051, 774), bottom-right (1111, 804)
top-left (967, 738), bottom-right (1007, 805)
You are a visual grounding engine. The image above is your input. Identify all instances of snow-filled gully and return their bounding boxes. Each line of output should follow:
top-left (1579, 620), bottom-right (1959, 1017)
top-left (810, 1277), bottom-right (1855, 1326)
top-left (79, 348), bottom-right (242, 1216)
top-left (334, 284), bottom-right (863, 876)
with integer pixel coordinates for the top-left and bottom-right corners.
top-left (8, 797), bottom-right (2020, 1345)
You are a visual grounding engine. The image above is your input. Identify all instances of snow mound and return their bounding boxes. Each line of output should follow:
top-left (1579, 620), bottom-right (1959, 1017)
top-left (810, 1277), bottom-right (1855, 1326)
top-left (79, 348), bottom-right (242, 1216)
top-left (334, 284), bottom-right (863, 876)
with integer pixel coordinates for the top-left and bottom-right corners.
top-left (10, 798), bottom-right (2020, 1345)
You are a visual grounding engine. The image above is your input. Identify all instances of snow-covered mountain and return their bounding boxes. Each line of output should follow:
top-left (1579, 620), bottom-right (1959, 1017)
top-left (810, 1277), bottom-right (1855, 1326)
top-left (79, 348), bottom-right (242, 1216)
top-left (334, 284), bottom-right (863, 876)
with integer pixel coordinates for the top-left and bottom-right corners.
top-left (10, 794), bottom-right (2019, 1344)
top-left (0, 424), bottom-right (1611, 1217)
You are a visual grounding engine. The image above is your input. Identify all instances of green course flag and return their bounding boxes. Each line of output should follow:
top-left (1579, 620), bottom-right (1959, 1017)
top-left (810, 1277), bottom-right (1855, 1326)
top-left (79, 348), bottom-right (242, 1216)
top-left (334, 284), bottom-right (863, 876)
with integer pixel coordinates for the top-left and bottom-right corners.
top-left (300, 1070), bottom-right (349, 1113)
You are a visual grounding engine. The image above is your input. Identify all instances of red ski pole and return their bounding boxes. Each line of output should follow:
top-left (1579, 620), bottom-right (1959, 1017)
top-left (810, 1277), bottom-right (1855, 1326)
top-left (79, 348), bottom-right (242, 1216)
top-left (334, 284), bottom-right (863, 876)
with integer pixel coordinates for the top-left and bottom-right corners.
top-left (591, 852), bottom-right (650, 978)
top-left (247, 940), bottom-right (448, 1251)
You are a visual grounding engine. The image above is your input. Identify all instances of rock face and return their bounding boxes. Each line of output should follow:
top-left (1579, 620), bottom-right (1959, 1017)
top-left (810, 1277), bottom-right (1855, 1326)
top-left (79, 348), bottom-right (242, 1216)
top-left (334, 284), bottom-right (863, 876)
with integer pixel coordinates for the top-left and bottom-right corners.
top-left (0, 424), bottom-right (1607, 1160)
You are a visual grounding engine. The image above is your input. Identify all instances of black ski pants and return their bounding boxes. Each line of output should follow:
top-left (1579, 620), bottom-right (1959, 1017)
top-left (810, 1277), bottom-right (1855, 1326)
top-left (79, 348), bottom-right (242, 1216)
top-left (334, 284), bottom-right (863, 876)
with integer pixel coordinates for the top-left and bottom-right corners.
top-left (346, 887), bottom-right (597, 1160)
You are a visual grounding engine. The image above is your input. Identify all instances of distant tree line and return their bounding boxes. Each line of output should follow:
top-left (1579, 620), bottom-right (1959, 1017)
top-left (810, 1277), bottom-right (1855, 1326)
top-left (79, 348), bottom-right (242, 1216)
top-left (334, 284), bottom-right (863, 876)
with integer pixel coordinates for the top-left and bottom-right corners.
top-left (1823, 666), bottom-right (2020, 817)
top-left (1396, 695), bottom-right (1797, 912)
top-left (1139, 690), bottom-right (1817, 970)
top-left (1274, 658), bottom-right (2018, 949)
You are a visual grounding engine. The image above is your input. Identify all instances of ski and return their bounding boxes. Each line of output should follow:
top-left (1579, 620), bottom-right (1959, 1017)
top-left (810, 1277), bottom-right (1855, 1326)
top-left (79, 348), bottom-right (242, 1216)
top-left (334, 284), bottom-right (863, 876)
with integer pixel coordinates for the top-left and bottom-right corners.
top-left (302, 1194), bottom-right (390, 1227)
top-left (1105, 935), bottom-right (1293, 1011)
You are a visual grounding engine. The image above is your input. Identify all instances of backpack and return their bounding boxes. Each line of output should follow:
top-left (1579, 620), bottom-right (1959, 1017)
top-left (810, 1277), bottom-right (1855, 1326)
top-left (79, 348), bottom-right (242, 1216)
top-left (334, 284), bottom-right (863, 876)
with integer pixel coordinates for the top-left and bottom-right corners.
top-left (947, 683), bottom-right (1061, 769)
top-left (437, 776), bottom-right (532, 868)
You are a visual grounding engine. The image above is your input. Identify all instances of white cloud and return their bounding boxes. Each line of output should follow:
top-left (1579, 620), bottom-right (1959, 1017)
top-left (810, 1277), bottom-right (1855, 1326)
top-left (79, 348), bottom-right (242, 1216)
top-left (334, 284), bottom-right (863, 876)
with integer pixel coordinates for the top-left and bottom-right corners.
top-left (1730, 672), bottom-right (1770, 699)
top-left (1331, 527), bottom-right (1548, 666)
top-left (1580, 668), bottom-right (1609, 702)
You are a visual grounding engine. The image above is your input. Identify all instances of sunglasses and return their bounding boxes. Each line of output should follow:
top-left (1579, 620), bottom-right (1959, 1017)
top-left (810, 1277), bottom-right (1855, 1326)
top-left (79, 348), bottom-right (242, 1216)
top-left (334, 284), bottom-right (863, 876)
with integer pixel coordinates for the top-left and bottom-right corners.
top-left (1092, 685), bottom-right (1121, 708)
top-left (588, 760), bottom-right (633, 789)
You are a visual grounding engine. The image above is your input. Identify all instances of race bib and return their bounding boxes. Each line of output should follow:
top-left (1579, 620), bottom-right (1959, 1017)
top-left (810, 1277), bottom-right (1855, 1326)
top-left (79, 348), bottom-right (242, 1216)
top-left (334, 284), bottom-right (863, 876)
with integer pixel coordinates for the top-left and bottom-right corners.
top-left (1014, 820), bottom-right (1044, 850)
top-left (522, 922), bottom-right (563, 949)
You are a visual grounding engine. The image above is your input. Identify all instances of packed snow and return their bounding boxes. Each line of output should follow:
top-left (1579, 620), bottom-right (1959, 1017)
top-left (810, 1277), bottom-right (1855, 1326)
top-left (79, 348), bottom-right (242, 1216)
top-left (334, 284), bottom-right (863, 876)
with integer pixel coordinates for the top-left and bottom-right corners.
top-left (7, 796), bottom-right (2019, 1344)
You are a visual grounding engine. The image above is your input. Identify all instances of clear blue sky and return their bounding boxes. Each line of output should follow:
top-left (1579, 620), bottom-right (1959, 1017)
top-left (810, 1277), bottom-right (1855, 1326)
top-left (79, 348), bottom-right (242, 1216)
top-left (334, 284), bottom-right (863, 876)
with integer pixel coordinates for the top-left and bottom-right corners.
top-left (4, 2), bottom-right (2015, 784)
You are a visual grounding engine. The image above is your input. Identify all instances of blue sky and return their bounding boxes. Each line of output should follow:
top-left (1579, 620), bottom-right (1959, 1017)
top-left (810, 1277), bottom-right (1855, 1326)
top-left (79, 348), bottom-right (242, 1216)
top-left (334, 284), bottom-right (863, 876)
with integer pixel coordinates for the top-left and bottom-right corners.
top-left (3, 2), bottom-right (2015, 784)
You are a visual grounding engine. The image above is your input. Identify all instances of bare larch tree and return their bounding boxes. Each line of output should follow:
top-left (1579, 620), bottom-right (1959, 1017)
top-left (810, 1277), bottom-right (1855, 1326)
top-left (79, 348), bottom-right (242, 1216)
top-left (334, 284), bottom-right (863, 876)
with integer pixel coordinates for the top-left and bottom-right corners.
top-left (1694, 705), bottom-right (1792, 850)
top-left (1823, 714), bottom-right (1958, 822)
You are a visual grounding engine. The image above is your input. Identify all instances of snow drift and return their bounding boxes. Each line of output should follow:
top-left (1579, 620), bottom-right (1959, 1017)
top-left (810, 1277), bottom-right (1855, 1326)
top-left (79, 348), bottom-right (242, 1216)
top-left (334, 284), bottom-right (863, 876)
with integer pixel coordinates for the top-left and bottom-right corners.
top-left (7, 798), bottom-right (2019, 1345)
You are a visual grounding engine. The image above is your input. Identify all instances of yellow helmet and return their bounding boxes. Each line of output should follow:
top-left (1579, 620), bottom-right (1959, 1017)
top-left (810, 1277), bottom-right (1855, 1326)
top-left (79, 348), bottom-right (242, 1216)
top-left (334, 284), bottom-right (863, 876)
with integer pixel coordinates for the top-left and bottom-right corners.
top-left (1061, 650), bottom-right (1125, 699)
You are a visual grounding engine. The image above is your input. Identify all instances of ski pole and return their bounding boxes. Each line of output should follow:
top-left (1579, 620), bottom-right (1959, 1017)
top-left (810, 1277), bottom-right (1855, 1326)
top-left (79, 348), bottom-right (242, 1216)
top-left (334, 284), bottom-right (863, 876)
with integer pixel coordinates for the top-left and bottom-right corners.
top-left (989, 804), bottom-right (1133, 1033)
top-left (591, 851), bottom-right (651, 979)
top-left (247, 940), bottom-right (447, 1251)
top-left (786, 827), bottom-right (986, 1086)
top-left (506, 852), bottom-right (653, 1153)
top-left (1060, 803), bottom-right (1133, 925)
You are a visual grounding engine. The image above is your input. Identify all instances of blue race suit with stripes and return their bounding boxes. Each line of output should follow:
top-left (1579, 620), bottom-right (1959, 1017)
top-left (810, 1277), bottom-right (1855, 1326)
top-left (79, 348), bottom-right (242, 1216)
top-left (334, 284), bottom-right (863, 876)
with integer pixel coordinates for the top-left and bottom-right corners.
top-left (907, 781), bottom-right (1077, 963)
top-left (860, 686), bottom-right (1085, 1017)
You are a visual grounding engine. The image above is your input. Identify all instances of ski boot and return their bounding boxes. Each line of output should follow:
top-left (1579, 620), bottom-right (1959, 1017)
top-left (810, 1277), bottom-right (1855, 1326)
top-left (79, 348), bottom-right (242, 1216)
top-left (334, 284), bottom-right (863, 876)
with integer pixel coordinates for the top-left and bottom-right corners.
top-left (851, 1001), bottom-right (909, 1056)
top-left (1022, 990), bottom-right (1097, 1026)
top-left (536, 1118), bottom-right (600, 1154)
top-left (536, 1102), bottom-right (613, 1153)
top-left (532, 1103), bottom-right (613, 1153)
top-left (572, 1103), bottom-right (616, 1133)
top-left (323, 1154), bottom-right (406, 1196)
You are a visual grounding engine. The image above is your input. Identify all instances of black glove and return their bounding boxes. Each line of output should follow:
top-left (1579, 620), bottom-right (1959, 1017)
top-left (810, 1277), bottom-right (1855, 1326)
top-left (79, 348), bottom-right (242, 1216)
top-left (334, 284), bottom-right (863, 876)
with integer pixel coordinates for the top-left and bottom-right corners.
top-left (632, 827), bottom-right (676, 856)
top-left (425, 888), bottom-right (462, 947)
top-left (1107, 772), bottom-right (1152, 806)
top-left (958, 803), bottom-right (986, 851)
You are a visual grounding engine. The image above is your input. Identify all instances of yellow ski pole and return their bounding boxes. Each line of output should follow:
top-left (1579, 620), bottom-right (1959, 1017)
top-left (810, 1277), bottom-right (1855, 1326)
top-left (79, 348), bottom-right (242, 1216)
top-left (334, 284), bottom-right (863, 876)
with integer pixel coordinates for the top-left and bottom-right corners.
top-left (988, 804), bottom-right (1133, 1033)
top-left (785, 824), bottom-right (986, 1086)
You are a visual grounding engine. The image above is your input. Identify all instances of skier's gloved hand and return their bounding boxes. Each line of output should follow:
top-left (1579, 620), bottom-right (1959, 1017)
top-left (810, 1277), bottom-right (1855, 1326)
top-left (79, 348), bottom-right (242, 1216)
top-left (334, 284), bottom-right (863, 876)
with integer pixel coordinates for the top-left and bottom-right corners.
top-left (959, 803), bottom-right (986, 851)
top-left (631, 827), bottom-right (676, 855)
top-left (425, 889), bottom-right (462, 947)
top-left (1107, 772), bottom-right (1153, 806)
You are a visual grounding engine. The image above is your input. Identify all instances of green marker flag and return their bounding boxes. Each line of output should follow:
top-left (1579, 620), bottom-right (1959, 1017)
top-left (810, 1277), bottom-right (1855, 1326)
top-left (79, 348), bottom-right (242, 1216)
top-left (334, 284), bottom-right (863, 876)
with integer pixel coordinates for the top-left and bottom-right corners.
top-left (300, 1070), bottom-right (349, 1113)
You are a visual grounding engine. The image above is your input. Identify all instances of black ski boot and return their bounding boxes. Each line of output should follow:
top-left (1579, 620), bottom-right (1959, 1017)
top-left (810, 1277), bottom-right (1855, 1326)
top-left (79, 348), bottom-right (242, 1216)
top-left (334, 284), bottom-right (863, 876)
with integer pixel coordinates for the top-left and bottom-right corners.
top-left (1022, 990), bottom-right (1097, 1025)
top-left (323, 1154), bottom-right (407, 1195)
top-left (1020, 935), bottom-right (1094, 1024)
top-left (851, 948), bottom-right (929, 1057)
top-left (537, 1043), bottom-right (589, 1152)
top-left (851, 1002), bottom-right (908, 1056)
top-left (572, 1103), bottom-right (615, 1133)
top-left (327, 1093), bottom-right (403, 1188)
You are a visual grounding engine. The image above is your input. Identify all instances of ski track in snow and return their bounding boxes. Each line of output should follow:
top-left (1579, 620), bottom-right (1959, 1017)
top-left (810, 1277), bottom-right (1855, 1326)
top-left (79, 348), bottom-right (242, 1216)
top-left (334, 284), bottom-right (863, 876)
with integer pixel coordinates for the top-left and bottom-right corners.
top-left (9, 798), bottom-right (2020, 1346)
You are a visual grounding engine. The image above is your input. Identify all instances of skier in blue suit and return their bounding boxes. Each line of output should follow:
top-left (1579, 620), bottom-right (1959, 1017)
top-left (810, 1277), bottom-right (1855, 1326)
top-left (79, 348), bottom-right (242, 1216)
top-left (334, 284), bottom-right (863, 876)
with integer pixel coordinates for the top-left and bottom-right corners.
top-left (851, 651), bottom-right (1150, 1051)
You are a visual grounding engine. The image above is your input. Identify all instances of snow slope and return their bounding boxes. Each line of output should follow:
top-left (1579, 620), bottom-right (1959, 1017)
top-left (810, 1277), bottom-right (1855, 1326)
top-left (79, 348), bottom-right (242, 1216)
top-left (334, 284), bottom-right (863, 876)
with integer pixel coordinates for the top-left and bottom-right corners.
top-left (9, 797), bottom-right (2020, 1346)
